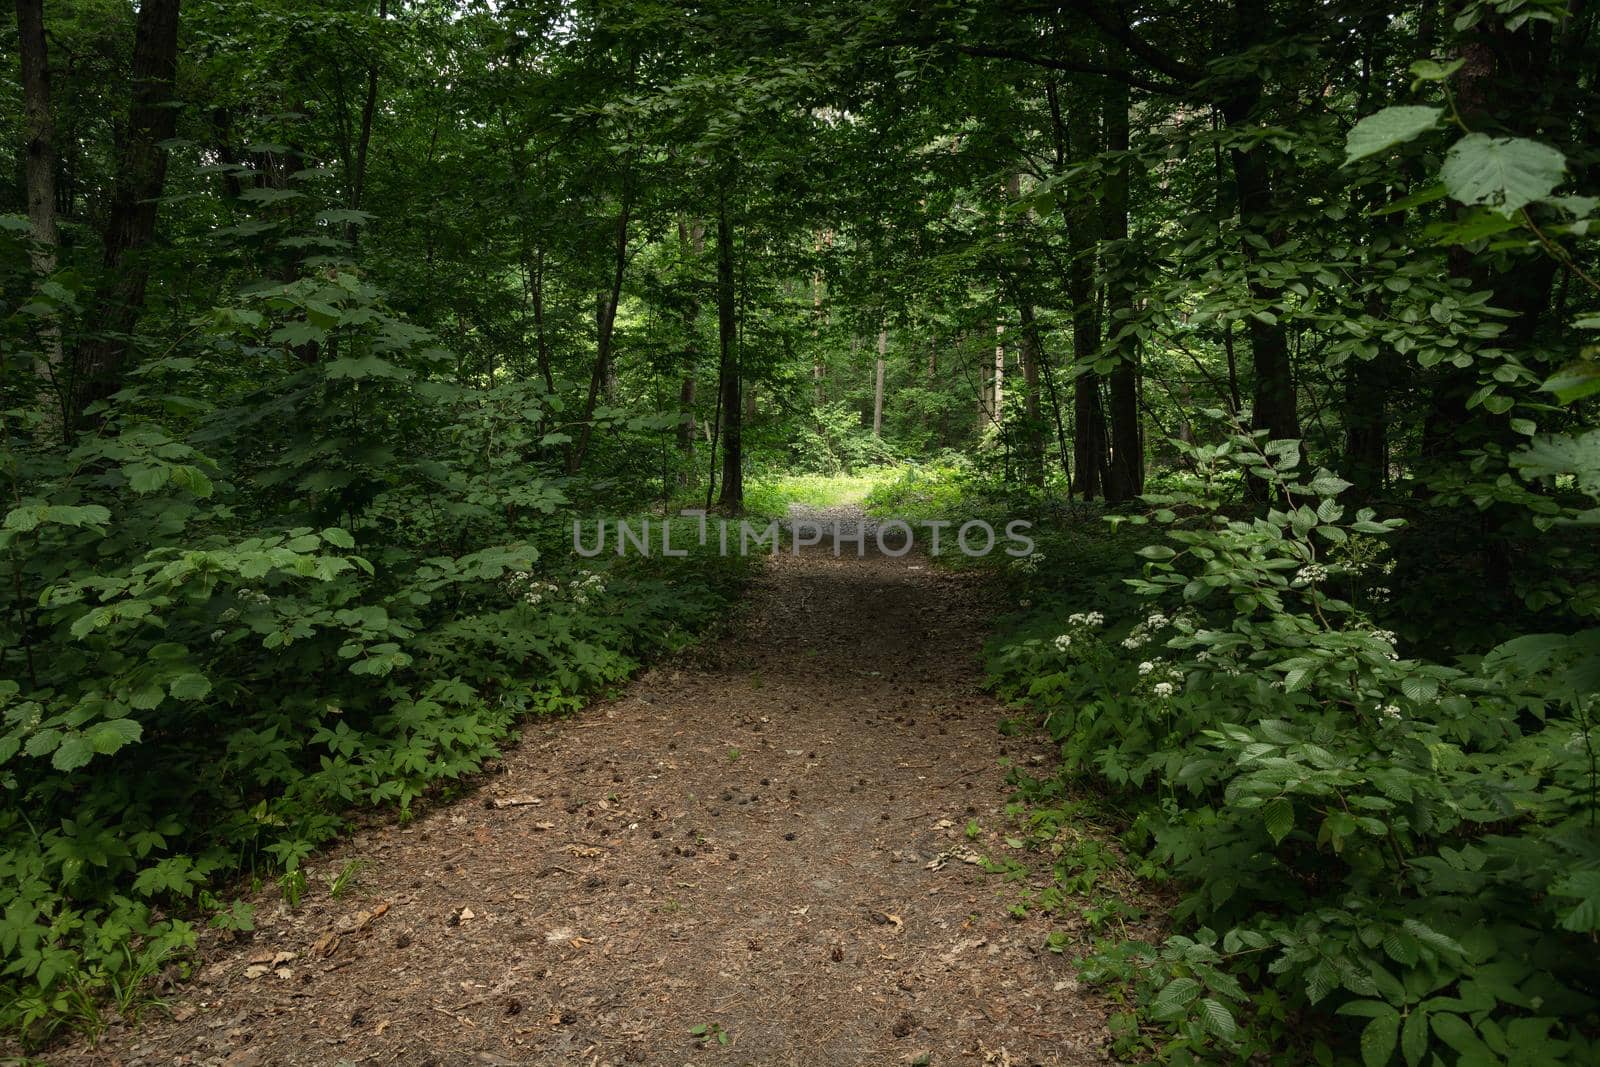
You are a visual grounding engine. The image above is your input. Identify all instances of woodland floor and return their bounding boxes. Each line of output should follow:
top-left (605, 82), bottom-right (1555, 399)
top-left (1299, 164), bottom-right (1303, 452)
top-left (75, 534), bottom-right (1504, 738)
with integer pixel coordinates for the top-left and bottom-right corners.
top-left (67, 506), bottom-right (1119, 1067)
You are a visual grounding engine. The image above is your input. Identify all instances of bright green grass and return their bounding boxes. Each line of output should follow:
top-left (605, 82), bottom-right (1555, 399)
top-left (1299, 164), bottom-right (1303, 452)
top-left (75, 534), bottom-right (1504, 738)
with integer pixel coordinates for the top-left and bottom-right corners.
top-left (741, 467), bottom-right (899, 517)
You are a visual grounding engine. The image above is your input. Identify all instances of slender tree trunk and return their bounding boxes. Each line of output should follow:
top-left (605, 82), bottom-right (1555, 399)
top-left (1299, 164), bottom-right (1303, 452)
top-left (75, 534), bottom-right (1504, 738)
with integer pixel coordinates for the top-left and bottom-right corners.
top-left (715, 191), bottom-right (742, 509)
top-left (1006, 172), bottom-right (1045, 484)
top-left (569, 187), bottom-right (632, 473)
top-left (872, 326), bottom-right (887, 435)
top-left (70, 0), bottom-right (182, 428)
top-left (1223, 0), bottom-right (1299, 461)
top-left (812, 229), bottom-right (830, 404)
top-left (992, 321), bottom-right (1005, 423)
top-left (675, 215), bottom-right (704, 478)
top-left (1103, 75), bottom-right (1143, 502)
top-left (1052, 77), bottom-right (1106, 498)
top-left (15, 0), bottom-right (65, 432)
top-left (346, 0), bottom-right (387, 245)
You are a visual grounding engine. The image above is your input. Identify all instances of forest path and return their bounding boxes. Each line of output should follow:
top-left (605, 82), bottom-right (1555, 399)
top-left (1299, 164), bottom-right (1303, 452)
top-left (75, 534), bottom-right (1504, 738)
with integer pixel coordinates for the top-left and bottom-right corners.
top-left (81, 507), bottom-right (1110, 1067)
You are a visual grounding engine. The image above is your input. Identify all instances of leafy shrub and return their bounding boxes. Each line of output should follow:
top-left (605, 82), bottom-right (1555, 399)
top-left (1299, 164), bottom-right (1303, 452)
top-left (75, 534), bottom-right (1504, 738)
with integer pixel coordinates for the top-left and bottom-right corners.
top-left (989, 426), bottom-right (1600, 1066)
top-left (0, 274), bottom-right (750, 1043)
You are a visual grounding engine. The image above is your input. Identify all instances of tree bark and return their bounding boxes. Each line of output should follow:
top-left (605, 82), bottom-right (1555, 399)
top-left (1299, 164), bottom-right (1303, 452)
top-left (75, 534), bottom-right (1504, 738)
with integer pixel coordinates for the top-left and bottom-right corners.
top-left (715, 191), bottom-right (742, 509)
top-left (569, 185), bottom-right (632, 473)
top-left (1051, 76), bottom-right (1107, 498)
top-left (15, 0), bottom-right (65, 431)
top-left (872, 326), bottom-right (887, 435)
top-left (347, 0), bottom-right (387, 245)
top-left (70, 0), bottom-right (182, 428)
top-left (1103, 74), bottom-right (1143, 502)
top-left (675, 214), bottom-right (705, 477)
top-left (1222, 0), bottom-right (1299, 458)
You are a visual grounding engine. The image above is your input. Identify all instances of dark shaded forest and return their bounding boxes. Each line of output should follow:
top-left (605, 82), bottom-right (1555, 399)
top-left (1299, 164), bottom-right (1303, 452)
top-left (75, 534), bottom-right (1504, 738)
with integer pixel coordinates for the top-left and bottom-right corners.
top-left (3, 0), bottom-right (1598, 1062)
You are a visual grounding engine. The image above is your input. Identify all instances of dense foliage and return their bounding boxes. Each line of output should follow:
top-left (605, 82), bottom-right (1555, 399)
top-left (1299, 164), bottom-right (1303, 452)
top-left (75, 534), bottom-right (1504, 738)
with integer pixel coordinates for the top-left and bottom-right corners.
top-left (3, 0), bottom-right (1597, 1062)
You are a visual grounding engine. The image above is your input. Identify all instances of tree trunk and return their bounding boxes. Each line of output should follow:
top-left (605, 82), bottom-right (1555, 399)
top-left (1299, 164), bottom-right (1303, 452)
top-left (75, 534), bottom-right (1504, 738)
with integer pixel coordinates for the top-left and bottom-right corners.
top-left (569, 188), bottom-right (632, 473)
top-left (715, 191), bottom-right (742, 509)
top-left (15, 0), bottom-right (65, 432)
top-left (1103, 76), bottom-right (1143, 502)
top-left (992, 321), bottom-right (1005, 425)
top-left (1052, 77), bottom-right (1106, 498)
top-left (872, 326), bottom-right (887, 435)
top-left (346, 0), bottom-right (387, 245)
top-left (675, 215), bottom-right (705, 476)
top-left (70, 0), bottom-right (182, 428)
top-left (1223, 0), bottom-right (1299, 460)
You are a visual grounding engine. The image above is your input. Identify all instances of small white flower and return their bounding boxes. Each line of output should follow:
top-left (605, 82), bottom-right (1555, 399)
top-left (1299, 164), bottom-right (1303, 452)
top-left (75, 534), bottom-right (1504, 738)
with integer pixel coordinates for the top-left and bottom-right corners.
top-left (1294, 563), bottom-right (1328, 586)
top-left (1152, 682), bottom-right (1175, 699)
top-left (1053, 634), bottom-right (1073, 653)
top-left (1380, 704), bottom-right (1402, 721)
top-left (1122, 635), bottom-right (1147, 650)
top-left (1138, 661), bottom-right (1155, 676)
top-left (1145, 613), bottom-right (1168, 629)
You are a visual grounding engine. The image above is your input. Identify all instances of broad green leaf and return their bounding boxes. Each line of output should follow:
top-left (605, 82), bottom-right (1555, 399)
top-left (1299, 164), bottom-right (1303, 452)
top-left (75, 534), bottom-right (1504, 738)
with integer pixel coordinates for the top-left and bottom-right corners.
top-left (1440, 133), bottom-right (1567, 216)
top-left (1199, 998), bottom-right (1237, 1039)
top-left (1344, 106), bottom-right (1442, 164)
top-left (1360, 1007), bottom-right (1401, 1067)
top-left (87, 718), bottom-right (143, 755)
top-left (51, 733), bottom-right (96, 772)
top-left (1541, 361), bottom-right (1600, 404)
top-left (169, 673), bottom-right (213, 701)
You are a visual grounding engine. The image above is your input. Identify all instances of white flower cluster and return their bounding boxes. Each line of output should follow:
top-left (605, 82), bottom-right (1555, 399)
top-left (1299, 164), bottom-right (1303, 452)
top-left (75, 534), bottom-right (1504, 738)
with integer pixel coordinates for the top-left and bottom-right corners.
top-left (1379, 704), bottom-right (1402, 721)
top-left (506, 568), bottom-right (607, 607)
top-left (1140, 657), bottom-right (1184, 697)
top-left (1012, 553), bottom-right (1044, 574)
top-left (1050, 609), bottom-right (1109, 655)
top-left (1121, 611), bottom-right (1170, 650)
top-left (1369, 629), bottom-right (1400, 661)
top-left (1294, 563), bottom-right (1328, 586)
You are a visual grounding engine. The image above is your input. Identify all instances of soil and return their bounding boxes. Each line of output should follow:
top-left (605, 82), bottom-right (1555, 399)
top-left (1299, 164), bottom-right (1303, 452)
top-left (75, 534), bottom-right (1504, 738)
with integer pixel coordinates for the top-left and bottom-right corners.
top-left (66, 507), bottom-right (1115, 1067)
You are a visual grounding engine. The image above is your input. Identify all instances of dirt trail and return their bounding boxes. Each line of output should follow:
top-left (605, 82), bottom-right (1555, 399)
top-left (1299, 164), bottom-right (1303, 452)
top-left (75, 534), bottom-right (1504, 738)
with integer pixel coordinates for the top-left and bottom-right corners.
top-left (76, 507), bottom-right (1110, 1067)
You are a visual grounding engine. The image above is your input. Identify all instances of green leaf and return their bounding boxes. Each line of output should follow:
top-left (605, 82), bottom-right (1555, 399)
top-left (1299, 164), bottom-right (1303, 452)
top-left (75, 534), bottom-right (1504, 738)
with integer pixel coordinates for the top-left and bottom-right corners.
top-left (1199, 998), bottom-right (1237, 1039)
top-left (1400, 676), bottom-right (1437, 703)
top-left (1541, 361), bottom-right (1600, 404)
top-left (1345, 106), bottom-right (1442, 164)
top-left (1408, 58), bottom-right (1465, 84)
top-left (87, 717), bottom-right (143, 755)
top-left (1402, 1009), bottom-right (1428, 1067)
top-left (1360, 1007), bottom-right (1401, 1067)
top-left (51, 733), bottom-right (96, 772)
top-left (169, 673), bottom-right (213, 701)
top-left (1263, 797), bottom-right (1294, 844)
top-left (1441, 134), bottom-right (1567, 216)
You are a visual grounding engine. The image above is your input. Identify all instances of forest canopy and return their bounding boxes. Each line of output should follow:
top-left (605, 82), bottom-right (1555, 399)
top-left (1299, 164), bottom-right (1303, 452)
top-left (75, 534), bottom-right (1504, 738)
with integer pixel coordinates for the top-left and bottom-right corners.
top-left (3, 0), bottom-right (1599, 1062)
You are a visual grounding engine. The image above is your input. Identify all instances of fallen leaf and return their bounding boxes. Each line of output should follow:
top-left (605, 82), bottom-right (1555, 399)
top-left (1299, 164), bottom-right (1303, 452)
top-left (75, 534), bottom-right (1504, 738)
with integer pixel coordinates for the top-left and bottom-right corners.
top-left (243, 964), bottom-right (270, 980)
top-left (459, 907), bottom-right (476, 922)
top-left (533, 821), bottom-right (556, 831)
top-left (490, 795), bottom-right (542, 809)
top-left (312, 932), bottom-right (341, 958)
